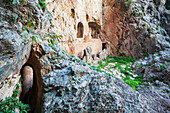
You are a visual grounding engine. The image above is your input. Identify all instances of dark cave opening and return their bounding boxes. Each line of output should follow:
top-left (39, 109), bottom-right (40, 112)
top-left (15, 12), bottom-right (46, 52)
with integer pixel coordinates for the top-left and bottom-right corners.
top-left (19, 46), bottom-right (44, 113)
top-left (71, 8), bottom-right (75, 18)
top-left (165, 0), bottom-right (170, 10)
top-left (102, 43), bottom-right (106, 50)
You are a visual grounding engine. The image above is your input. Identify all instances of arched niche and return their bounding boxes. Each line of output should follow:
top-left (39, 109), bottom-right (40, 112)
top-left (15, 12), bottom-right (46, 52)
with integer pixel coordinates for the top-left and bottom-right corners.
top-left (77, 22), bottom-right (84, 38)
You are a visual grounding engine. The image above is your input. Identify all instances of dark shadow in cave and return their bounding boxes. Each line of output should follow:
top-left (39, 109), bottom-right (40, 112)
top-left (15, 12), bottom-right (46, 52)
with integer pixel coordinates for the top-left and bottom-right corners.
top-left (88, 22), bottom-right (101, 39)
top-left (102, 43), bottom-right (106, 50)
top-left (77, 22), bottom-right (84, 38)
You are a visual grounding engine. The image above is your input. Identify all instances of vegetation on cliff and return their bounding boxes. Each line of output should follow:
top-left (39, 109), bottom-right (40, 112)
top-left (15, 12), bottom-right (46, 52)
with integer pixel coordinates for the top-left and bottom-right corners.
top-left (0, 84), bottom-right (30, 113)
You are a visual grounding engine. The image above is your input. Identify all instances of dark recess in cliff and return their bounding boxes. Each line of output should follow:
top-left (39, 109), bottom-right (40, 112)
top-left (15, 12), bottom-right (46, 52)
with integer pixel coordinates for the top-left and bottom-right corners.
top-left (20, 44), bottom-right (45, 113)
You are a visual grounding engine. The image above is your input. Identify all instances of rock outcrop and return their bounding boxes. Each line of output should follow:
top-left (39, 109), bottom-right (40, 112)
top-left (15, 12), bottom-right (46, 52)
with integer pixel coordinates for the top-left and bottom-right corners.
top-left (41, 44), bottom-right (170, 113)
top-left (102, 0), bottom-right (170, 58)
top-left (0, 0), bottom-right (169, 113)
top-left (133, 51), bottom-right (170, 85)
top-left (0, 0), bottom-right (56, 112)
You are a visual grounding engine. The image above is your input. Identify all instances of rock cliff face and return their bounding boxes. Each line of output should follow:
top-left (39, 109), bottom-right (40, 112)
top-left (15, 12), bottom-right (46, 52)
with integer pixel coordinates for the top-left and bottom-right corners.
top-left (0, 0), bottom-right (169, 113)
top-left (102, 0), bottom-right (170, 58)
top-left (45, 0), bottom-right (170, 59)
top-left (0, 0), bottom-right (56, 112)
top-left (46, 0), bottom-right (103, 57)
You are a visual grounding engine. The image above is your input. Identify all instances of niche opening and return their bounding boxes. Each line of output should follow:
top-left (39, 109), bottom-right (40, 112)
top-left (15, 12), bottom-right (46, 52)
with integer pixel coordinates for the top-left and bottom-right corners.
top-left (71, 8), bottom-right (75, 18)
top-left (77, 22), bottom-right (84, 38)
top-left (86, 14), bottom-right (89, 21)
top-left (88, 22), bottom-right (101, 39)
top-left (19, 46), bottom-right (44, 113)
top-left (102, 43), bottom-right (106, 50)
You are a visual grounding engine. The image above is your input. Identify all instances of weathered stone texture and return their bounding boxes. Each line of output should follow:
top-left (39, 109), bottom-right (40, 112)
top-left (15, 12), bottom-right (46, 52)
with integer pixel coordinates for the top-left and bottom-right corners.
top-left (46, 0), bottom-right (170, 59)
top-left (0, 9), bottom-right (31, 82)
top-left (41, 44), bottom-right (170, 113)
top-left (0, 0), bottom-right (169, 113)
top-left (46, 0), bottom-right (103, 56)
top-left (102, 0), bottom-right (170, 58)
top-left (0, 0), bottom-right (56, 108)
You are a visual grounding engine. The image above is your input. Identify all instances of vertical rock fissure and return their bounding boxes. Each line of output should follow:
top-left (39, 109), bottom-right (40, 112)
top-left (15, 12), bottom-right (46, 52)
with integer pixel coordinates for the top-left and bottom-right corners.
top-left (20, 45), bottom-right (44, 113)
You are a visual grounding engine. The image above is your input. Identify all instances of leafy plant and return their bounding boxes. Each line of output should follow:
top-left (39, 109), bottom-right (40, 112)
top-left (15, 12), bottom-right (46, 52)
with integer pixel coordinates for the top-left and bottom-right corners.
top-left (120, 42), bottom-right (123, 45)
top-left (160, 64), bottom-right (166, 71)
top-left (121, 37), bottom-right (124, 40)
top-left (8, 80), bottom-right (12, 87)
top-left (37, 0), bottom-right (47, 10)
top-left (119, 52), bottom-right (126, 56)
top-left (32, 35), bottom-right (43, 45)
top-left (134, 30), bottom-right (139, 34)
top-left (123, 75), bottom-right (143, 90)
top-left (45, 33), bottom-right (63, 46)
top-left (154, 4), bottom-right (157, 8)
top-left (147, 27), bottom-right (151, 32)
top-left (0, 84), bottom-right (30, 113)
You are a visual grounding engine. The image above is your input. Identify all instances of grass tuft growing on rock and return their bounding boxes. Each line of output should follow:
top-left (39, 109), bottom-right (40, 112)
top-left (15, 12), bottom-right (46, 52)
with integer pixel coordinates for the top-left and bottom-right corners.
top-left (91, 56), bottom-right (144, 90)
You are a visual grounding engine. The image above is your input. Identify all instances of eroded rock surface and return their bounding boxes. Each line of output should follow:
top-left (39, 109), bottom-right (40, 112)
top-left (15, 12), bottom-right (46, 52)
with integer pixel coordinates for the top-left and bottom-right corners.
top-left (41, 44), bottom-right (170, 113)
top-left (133, 51), bottom-right (170, 85)
top-left (0, 0), bottom-right (169, 113)
top-left (102, 0), bottom-right (170, 58)
top-left (46, 0), bottom-right (103, 56)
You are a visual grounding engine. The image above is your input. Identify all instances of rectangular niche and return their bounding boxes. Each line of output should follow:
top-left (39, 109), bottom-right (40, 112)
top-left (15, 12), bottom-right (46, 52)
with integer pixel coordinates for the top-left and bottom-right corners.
top-left (88, 22), bottom-right (101, 39)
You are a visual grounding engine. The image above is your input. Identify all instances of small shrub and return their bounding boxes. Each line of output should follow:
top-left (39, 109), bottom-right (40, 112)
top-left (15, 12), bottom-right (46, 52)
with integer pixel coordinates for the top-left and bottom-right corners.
top-left (134, 30), bottom-right (139, 34)
top-left (160, 64), bottom-right (166, 71)
top-left (0, 84), bottom-right (30, 113)
top-left (37, 0), bottom-right (47, 10)
top-left (147, 27), bottom-right (151, 32)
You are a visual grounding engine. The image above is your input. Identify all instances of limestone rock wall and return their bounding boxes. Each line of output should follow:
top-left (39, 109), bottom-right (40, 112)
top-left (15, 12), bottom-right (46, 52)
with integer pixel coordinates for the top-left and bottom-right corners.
top-left (46, 0), bottom-right (169, 59)
top-left (46, 0), bottom-right (103, 57)
top-left (102, 0), bottom-right (170, 59)
top-left (0, 1), bottom-right (56, 112)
